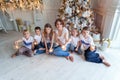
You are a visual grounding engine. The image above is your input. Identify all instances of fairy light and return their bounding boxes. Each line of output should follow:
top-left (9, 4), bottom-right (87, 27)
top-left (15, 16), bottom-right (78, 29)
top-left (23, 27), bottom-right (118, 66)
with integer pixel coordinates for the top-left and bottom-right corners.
top-left (61, 45), bottom-right (66, 51)
top-left (0, 0), bottom-right (44, 12)
top-left (14, 45), bottom-right (19, 49)
top-left (34, 42), bottom-right (37, 45)
top-left (49, 48), bottom-right (53, 53)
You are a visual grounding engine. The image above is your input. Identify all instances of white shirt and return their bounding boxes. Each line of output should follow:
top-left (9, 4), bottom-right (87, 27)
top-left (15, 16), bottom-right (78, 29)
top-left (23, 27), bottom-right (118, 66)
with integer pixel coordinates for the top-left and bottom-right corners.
top-left (22, 36), bottom-right (34, 49)
top-left (46, 36), bottom-right (51, 43)
top-left (70, 36), bottom-right (79, 47)
top-left (34, 34), bottom-right (42, 43)
top-left (55, 27), bottom-right (69, 44)
top-left (79, 34), bottom-right (94, 50)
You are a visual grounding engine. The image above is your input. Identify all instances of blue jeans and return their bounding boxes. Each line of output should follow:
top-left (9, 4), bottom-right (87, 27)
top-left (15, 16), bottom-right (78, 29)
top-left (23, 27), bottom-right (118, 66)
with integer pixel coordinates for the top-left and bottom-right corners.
top-left (34, 42), bottom-right (43, 50)
top-left (70, 43), bottom-right (82, 54)
top-left (52, 46), bottom-right (70, 57)
top-left (66, 43), bottom-right (71, 51)
top-left (84, 47), bottom-right (102, 63)
top-left (35, 43), bottom-right (55, 54)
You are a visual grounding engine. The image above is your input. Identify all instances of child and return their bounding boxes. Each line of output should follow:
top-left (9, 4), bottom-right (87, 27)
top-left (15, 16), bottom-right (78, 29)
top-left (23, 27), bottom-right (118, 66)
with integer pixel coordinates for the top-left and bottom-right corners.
top-left (80, 27), bottom-right (111, 67)
top-left (11, 30), bottom-right (34, 57)
top-left (69, 28), bottom-right (82, 54)
top-left (33, 26), bottom-right (42, 49)
top-left (42, 23), bottom-right (55, 54)
top-left (54, 18), bottom-right (74, 62)
top-left (33, 26), bottom-right (45, 55)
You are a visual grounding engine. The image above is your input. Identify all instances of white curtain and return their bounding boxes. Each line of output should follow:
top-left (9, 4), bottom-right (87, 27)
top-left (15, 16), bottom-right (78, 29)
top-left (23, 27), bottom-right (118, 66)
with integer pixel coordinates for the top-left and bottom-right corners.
top-left (110, 8), bottom-right (120, 48)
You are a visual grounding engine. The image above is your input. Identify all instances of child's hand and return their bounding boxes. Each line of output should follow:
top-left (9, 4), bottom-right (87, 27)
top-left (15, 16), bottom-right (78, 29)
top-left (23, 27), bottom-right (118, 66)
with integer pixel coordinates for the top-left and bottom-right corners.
top-left (90, 45), bottom-right (95, 51)
top-left (14, 44), bottom-right (19, 50)
top-left (46, 49), bottom-right (49, 54)
top-left (15, 45), bottom-right (19, 49)
top-left (75, 48), bottom-right (78, 51)
top-left (14, 41), bottom-right (19, 49)
top-left (49, 48), bottom-right (53, 53)
top-left (34, 41), bottom-right (38, 45)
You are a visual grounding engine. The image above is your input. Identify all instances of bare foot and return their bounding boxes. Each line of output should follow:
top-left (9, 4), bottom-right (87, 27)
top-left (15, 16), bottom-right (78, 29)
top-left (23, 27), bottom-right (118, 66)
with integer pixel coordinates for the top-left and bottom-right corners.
top-left (65, 57), bottom-right (69, 60)
top-left (69, 56), bottom-right (74, 62)
top-left (99, 54), bottom-right (105, 60)
top-left (103, 60), bottom-right (111, 67)
top-left (11, 54), bottom-right (16, 58)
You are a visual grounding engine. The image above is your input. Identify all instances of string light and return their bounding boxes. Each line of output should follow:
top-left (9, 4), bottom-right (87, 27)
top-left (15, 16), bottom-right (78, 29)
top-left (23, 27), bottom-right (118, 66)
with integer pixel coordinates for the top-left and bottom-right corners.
top-left (49, 48), bottom-right (53, 53)
top-left (0, 0), bottom-right (44, 12)
top-left (14, 45), bottom-right (19, 49)
top-left (61, 45), bottom-right (66, 51)
top-left (34, 42), bottom-right (37, 45)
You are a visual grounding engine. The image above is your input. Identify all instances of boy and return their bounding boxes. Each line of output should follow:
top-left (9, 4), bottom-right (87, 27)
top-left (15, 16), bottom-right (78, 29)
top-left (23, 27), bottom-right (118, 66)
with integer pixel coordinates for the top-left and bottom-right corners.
top-left (33, 26), bottom-right (45, 54)
top-left (80, 27), bottom-right (111, 67)
top-left (33, 27), bottom-right (43, 49)
top-left (12, 30), bottom-right (34, 57)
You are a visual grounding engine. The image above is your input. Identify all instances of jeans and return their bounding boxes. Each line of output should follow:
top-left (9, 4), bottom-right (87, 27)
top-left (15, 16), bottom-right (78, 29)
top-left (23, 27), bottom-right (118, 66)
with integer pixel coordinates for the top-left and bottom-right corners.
top-left (34, 42), bottom-right (44, 50)
top-left (35, 42), bottom-right (55, 54)
top-left (52, 46), bottom-right (70, 57)
top-left (70, 43), bottom-right (82, 54)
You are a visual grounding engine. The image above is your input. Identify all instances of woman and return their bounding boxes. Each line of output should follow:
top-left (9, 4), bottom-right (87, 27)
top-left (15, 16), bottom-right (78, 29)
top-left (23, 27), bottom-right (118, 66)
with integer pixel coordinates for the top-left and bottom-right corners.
top-left (54, 18), bottom-right (74, 62)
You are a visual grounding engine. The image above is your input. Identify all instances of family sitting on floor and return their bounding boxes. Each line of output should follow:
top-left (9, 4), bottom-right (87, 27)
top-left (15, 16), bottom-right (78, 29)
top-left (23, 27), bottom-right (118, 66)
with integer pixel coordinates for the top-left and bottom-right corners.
top-left (11, 18), bottom-right (111, 67)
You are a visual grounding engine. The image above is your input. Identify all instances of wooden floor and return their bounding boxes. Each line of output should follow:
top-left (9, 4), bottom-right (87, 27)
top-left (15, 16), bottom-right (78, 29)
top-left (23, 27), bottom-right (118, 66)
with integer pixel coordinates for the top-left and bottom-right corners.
top-left (0, 31), bottom-right (120, 80)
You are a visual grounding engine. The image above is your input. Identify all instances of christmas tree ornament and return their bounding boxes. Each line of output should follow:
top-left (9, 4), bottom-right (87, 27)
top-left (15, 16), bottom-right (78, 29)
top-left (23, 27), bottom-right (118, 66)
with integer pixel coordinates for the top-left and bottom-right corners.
top-left (58, 0), bottom-right (95, 31)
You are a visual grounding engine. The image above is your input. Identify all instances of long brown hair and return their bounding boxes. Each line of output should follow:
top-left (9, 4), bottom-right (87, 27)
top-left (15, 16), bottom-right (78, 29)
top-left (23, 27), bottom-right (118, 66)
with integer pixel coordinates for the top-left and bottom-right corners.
top-left (43, 23), bottom-right (53, 41)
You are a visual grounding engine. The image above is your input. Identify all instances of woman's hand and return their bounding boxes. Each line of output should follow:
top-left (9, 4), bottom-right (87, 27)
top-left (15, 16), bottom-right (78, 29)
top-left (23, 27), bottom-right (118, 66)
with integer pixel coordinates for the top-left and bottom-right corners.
top-left (61, 45), bottom-right (66, 51)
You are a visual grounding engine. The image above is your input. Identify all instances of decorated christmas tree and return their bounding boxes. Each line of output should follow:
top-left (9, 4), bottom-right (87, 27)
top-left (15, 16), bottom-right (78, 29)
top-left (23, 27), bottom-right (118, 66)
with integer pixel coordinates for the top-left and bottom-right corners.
top-left (58, 0), bottom-right (95, 31)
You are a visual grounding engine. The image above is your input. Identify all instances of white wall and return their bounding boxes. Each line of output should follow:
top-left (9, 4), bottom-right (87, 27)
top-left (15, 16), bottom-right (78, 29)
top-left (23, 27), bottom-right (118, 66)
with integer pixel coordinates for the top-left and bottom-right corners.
top-left (2, 0), bottom-right (61, 30)
top-left (91, 0), bottom-right (120, 48)
top-left (91, 0), bottom-right (119, 39)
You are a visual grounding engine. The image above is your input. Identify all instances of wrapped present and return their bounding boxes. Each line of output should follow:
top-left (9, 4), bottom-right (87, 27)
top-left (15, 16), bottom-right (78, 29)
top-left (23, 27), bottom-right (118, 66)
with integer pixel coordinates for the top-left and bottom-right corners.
top-left (100, 38), bottom-right (111, 51)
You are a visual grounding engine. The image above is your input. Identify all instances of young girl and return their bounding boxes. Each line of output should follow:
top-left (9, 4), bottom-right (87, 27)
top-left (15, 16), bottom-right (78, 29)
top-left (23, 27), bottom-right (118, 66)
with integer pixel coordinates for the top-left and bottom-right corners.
top-left (54, 18), bottom-right (74, 62)
top-left (42, 23), bottom-right (55, 54)
top-left (11, 30), bottom-right (34, 57)
top-left (69, 28), bottom-right (82, 54)
top-left (80, 27), bottom-right (111, 67)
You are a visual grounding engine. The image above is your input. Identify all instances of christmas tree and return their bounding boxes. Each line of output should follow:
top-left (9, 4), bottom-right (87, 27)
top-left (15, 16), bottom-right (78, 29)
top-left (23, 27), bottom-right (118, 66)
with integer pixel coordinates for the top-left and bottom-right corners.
top-left (58, 0), bottom-right (95, 31)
